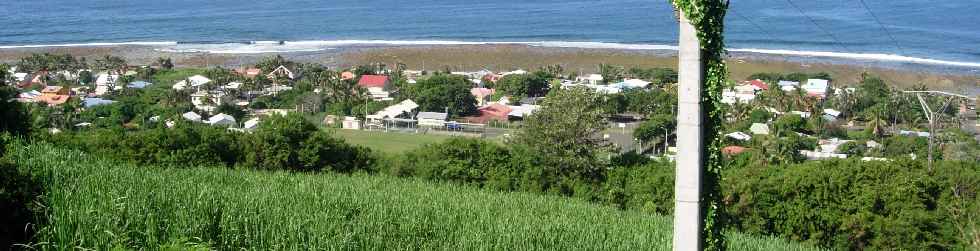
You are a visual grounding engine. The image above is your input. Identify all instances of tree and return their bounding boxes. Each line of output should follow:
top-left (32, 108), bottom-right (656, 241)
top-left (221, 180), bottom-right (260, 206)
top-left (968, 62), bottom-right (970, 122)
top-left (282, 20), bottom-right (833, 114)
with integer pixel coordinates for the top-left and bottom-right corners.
top-left (495, 71), bottom-right (551, 99)
top-left (598, 64), bottom-right (624, 84)
top-left (511, 87), bottom-right (611, 193)
top-left (156, 57), bottom-right (174, 70)
top-left (0, 87), bottom-right (31, 135)
top-left (406, 74), bottom-right (477, 117)
top-left (773, 114), bottom-right (806, 137)
top-left (634, 114), bottom-right (676, 152)
top-left (93, 55), bottom-right (127, 74)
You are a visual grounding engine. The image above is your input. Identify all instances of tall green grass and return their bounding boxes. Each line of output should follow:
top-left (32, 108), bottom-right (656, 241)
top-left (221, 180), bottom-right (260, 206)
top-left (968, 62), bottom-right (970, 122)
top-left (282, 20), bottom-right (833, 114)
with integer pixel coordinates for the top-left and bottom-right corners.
top-left (8, 143), bottom-right (818, 250)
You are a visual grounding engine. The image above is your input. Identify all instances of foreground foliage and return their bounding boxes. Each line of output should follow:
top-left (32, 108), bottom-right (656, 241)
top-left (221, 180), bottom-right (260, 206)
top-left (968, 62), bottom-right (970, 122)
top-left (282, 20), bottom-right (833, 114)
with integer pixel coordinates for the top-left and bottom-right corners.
top-left (4, 143), bottom-right (815, 250)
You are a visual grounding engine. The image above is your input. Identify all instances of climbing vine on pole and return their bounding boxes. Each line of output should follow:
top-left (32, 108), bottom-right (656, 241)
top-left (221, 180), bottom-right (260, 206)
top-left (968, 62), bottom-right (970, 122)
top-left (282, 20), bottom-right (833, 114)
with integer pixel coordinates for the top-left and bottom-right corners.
top-left (671, 0), bottom-right (729, 250)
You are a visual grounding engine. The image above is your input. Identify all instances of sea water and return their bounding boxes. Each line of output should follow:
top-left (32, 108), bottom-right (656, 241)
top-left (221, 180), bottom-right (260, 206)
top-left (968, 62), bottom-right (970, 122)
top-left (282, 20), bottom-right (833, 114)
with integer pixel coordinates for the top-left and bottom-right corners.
top-left (1, 0), bottom-right (978, 70)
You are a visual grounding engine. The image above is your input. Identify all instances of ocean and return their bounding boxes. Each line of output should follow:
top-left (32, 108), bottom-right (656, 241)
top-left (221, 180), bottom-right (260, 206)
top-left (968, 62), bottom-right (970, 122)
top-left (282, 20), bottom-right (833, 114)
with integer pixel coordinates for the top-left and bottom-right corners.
top-left (1, 0), bottom-right (979, 71)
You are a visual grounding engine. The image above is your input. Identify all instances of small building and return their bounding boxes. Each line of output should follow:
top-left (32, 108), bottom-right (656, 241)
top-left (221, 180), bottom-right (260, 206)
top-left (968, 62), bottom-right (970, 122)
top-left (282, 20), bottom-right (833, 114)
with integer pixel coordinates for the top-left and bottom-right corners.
top-left (182, 111), bottom-right (202, 122)
top-left (342, 116), bottom-right (362, 130)
top-left (803, 79), bottom-right (830, 98)
top-left (746, 79), bottom-right (769, 90)
top-left (224, 81), bottom-right (243, 90)
top-left (463, 103), bottom-right (513, 124)
top-left (82, 97), bottom-right (115, 108)
top-left (235, 68), bottom-right (262, 78)
top-left (507, 104), bottom-right (540, 120)
top-left (243, 117), bottom-right (261, 131)
top-left (173, 75), bottom-right (212, 90)
top-left (801, 150), bottom-right (847, 160)
top-left (95, 73), bottom-right (119, 86)
top-left (618, 79), bottom-right (652, 89)
top-left (725, 132), bottom-right (752, 141)
top-left (576, 74), bottom-right (604, 85)
top-left (417, 112), bottom-right (448, 127)
top-left (207, 113), bottom-right (237, 127)
top-left (778, 80), bottom-right (799, 92)
top-left (722, 146), bottom-right (749, 155)
top-left (127, 81), bottom-right (153, 89)
top-left (750, 123), bottom-right (770, 135)
top-left (38, 86), bottom-right (70, 106)
top-left (357, 75), bottom-right (392, 101)
top-left (190, 90), bottom-right (230, 112)
top-left (267, 65), bottom-right (295, 79)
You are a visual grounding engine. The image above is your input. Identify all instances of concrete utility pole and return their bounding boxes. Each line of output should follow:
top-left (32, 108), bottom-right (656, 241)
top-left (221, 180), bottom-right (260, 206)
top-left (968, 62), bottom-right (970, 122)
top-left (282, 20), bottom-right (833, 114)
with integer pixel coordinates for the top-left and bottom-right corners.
top-left (903, 90), bottom-right (974, 171)
top-left (673, 10), bottom-right (704, 251)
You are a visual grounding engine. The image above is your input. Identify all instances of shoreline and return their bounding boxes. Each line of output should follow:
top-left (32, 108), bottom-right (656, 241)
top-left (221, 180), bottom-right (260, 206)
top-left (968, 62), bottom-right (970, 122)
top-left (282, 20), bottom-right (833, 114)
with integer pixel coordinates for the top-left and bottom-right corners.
top-left (1, 44), bottom-right (977, 94)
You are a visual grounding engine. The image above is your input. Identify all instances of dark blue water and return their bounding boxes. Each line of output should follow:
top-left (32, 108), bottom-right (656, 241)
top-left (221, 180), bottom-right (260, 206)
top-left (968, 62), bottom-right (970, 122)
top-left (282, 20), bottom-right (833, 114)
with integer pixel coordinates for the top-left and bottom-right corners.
top-left (1, 0), bottom-right (979, 67)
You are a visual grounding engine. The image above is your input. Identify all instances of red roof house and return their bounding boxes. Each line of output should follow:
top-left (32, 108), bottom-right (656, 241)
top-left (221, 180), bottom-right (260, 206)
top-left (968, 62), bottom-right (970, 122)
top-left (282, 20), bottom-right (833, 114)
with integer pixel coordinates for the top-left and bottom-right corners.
top-left (748, 79), bottom-right (769, 90)
top-left (463, 103), bottom-right (513, 124)
top-left (358, 75), bottom-right (390, 89)
top-left (721, 146), bottom-right (749, 155)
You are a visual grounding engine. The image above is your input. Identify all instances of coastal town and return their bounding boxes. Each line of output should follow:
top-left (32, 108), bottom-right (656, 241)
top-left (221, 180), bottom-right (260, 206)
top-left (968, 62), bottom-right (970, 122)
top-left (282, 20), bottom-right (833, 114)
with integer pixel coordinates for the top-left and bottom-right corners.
top-left (4, 53), bottom-right (978, 164)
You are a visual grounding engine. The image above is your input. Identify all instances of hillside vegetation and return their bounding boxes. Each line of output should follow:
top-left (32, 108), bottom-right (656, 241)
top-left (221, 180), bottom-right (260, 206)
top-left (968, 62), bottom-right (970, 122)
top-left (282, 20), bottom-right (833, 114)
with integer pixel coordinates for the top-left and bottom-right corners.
top-left (4, 143), bottom-right (816, 250)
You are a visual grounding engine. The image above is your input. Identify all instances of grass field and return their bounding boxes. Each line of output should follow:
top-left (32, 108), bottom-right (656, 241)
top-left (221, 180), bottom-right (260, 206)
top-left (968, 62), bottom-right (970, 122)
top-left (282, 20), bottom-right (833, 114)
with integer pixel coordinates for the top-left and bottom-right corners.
top-left (331, 129), bottom-right (454, 153)
top-left (8, 143), bottom-right (819, 250)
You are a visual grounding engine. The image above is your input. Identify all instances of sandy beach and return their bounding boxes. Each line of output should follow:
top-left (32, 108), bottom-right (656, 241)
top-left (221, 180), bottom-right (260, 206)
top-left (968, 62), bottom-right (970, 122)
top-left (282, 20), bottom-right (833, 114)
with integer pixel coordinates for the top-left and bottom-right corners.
top-left (1, 44), bottom-right (977, 93)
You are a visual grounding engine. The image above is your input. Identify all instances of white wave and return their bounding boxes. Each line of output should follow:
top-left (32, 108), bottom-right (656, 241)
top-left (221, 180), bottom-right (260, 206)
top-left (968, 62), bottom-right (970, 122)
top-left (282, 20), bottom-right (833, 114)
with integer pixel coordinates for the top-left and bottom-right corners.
top-left (0, 41), bottom-right (177, 49)
top-left (728, 48), bottom-right (980, 68)
top-left (156, 42), bottom-right (331, 54)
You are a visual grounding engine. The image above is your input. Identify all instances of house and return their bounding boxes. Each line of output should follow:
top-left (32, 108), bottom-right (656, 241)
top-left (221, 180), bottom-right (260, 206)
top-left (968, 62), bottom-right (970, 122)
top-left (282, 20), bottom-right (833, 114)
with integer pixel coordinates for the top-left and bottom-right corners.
top-left (235, 68), bottom-right (262, 78)
top-left (82, 97), bottom-right (115, 108)
top-left (721, 89), bottom-right (756, 104)
top-left (749, 123), bottom-right (770, 135)
top-left (207, 113), bottom-right (237, 127)
top-left (190, 90), bottom-right (230, 112)
top-left (746, 79), bottom-right (769, 90)
top-left (778, 80), bottom-right (799, 92)
top-left (17, 90), bottom-right (42, 103)
top-left (417, 112), bottom-right (448, 127)
top-left (182, 111), bottom-right (202, 122)
top-left (37, 86), bottom-right (70, 106)
top-left (725, 132), bottom-right (752, 141)
top-left (357, 75), bottom-right (392, 100)
top-left (722, 146), bottom-right (749, 155)
top-left (562, 83), bottom-right (621, 94)
top-left (802, 79), bottom-right (830, 98)
top-left (267, 65), bottom-right (295, 79)
top-left (576, 74), bottom-right (604, 85)
top-left (507, 104), bottom-right (540, 119)
top-left (127, 81), bottom-right (153, 89)
top-left (818, 138), bottom-right (853, 154)
top-left (342, 116), bottom-right (362, 130)
top-left (801, 150), bottom-right (847, 160)
top-left (470, 88), bottom-right (495, 106)
top-left (618, 79), bottom-right (651, 89)
top-left (243, 118), bottom-right (260, 131)
top-left (463, 103), bottom-right (513, 124)
top-left (367, 99), bottom-right (419, 121)
top-left (95, 73), bottom-right (119, 86)
top-left (224, 81), bottom-right (243, 90)
top-left (172, 75), bottom-right (211, 90)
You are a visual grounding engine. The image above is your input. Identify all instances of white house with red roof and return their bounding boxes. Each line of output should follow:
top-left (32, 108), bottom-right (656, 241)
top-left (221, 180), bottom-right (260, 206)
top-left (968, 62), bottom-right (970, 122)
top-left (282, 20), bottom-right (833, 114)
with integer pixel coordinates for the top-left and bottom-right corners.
top-left (357, 75), bottom-right (392, 101)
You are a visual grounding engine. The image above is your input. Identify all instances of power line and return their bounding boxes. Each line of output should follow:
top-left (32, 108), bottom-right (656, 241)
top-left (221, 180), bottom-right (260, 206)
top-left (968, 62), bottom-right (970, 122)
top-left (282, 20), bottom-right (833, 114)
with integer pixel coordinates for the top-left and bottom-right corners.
top-left (856, 0), bottom-right (906, 55)
top-left (729, 9), bottom-right (778, 42)
top-left (783, 0), bottom-right (850, 52)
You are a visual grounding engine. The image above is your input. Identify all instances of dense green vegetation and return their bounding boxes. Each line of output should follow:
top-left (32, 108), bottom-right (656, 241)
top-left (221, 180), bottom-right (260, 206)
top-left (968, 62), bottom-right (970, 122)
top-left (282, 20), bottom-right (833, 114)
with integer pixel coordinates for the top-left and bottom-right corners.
top-left (3, 143), bottom-right (816, 250)
top-left (5, 52), bottom-right (980, 250)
